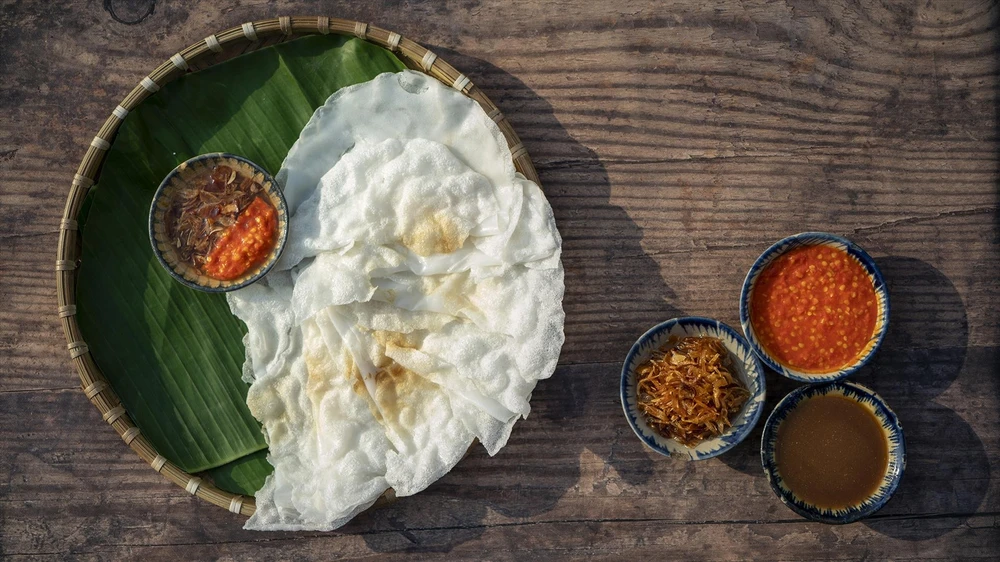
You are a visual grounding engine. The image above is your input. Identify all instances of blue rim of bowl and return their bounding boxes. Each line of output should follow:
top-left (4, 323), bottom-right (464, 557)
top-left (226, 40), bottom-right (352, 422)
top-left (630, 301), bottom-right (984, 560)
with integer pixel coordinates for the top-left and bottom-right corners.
top-left (148, 153), bottom-right (288, 293)
top-left (760, 381), bottom-right (906, 524)
top-left (739, 232), bottom-right (890, 383)
top-left (620, 316), bottom-right (767, 461)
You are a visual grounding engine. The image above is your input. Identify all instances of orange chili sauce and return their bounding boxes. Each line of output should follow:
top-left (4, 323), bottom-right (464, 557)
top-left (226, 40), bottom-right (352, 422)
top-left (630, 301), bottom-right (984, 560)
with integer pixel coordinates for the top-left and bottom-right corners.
top-left (749, 245), bottom-right (877, 373)
top-left (202, 197), bottom-right (277, 281)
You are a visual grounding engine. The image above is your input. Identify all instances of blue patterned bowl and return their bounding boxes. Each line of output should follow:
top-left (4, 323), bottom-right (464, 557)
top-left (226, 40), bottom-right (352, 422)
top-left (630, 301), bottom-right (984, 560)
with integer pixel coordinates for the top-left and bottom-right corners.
top-left (739, 232), bottom-right (889, 383)
top-left (761, 381), bottom-right (905, 524)
top-left (620, 317), bottom-right (767, 461)
top-left (149, 153), bottom-right (288, 293)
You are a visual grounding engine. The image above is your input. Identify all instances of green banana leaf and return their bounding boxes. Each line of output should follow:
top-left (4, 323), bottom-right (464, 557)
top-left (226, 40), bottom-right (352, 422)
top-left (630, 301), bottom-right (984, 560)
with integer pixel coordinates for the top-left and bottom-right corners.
top-left (207, 450), bottom-right (272, 495)
top-left (76, 35), bottom-right (407, 492)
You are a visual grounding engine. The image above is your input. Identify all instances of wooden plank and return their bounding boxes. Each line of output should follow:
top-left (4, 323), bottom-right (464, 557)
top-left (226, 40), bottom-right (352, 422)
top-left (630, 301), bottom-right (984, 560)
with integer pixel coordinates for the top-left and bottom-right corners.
top-left (0, 0), bottom-right (997, 558)
top-left (1, 349), bottom-right (998, 556)
top-left (3, 214), bottom-right (996, 388)
top-left (3, 518), bottom-right (999, 561)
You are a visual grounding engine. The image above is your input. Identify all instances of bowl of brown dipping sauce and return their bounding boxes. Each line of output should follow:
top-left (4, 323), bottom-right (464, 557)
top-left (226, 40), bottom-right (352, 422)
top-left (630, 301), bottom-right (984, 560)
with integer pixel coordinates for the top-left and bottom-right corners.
top-left (761, 381), bottom-right (905, 523)
top-left (149, 153), bottom-right (288, 292)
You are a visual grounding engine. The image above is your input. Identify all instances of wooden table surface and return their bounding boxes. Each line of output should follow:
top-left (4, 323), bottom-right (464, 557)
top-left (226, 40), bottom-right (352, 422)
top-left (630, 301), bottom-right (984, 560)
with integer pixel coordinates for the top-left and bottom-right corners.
top-left (2, 0), bottom-right (998, 559)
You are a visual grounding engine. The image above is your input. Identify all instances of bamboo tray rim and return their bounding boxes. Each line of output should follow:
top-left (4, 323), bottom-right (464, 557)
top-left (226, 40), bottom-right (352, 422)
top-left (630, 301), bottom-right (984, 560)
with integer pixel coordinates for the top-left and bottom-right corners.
top-left (56, 15), bottom-right (539, 519)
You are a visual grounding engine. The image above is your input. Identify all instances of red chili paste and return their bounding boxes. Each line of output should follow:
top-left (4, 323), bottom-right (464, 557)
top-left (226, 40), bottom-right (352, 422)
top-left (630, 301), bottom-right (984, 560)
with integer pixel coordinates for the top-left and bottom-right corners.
top-left (202, 197), bottom-right (277, 281)
top-left (749, 245), bottom-right (877, 372)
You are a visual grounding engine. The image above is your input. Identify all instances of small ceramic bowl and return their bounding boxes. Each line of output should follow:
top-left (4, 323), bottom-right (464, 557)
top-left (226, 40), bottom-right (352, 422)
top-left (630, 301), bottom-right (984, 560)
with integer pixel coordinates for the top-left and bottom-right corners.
top-left (620, 317), bottom-right (767, 461)
top-left (739, 232), bottom-right (889, 383)
top-left (149, 153), bottom-right (288, 292)
top-left (760, 381), bottom-right (905, 524)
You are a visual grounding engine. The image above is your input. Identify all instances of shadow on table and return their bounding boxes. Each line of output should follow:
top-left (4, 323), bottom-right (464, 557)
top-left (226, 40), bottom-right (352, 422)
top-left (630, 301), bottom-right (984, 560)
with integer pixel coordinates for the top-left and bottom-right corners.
top-left (856, 259), bottom-right (991, 539)
top-left (346, 48), bottom-right (683, 553)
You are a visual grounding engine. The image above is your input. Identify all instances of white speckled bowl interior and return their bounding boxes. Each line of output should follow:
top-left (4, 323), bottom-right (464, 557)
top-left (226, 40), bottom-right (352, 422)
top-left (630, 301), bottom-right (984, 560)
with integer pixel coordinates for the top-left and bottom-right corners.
top-left (620, 317), bottom-right (767, 461)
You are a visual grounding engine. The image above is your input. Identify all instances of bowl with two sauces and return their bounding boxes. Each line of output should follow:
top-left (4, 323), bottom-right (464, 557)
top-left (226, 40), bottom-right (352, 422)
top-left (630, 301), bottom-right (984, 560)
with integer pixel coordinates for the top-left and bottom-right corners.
top-left (148, 153), bottom-right (288, 292)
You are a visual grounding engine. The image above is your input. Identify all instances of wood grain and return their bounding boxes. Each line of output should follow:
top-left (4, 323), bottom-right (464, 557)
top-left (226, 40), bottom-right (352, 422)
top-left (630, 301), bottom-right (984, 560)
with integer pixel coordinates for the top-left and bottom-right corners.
top-left (1, 0), bottom-right (998, 559)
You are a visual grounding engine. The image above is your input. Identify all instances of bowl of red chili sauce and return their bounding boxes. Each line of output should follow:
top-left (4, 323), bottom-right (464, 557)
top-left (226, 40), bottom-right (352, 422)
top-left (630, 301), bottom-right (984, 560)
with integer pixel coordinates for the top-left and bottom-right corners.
top-left (739, 233), bottom-right (889, 383)
top-left (149, 153), bottom-right (288, 292)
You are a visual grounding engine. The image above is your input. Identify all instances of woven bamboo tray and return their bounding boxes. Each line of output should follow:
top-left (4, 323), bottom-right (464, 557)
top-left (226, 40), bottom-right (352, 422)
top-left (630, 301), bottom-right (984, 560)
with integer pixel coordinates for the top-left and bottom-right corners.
top-left (56, 15), bottom-right (539, 518)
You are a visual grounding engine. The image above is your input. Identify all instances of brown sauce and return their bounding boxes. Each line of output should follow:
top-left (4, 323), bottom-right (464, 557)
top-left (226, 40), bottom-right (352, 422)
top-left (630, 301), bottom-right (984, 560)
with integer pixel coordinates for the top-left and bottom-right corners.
top-left (775, 394), bottom-right (888, 509)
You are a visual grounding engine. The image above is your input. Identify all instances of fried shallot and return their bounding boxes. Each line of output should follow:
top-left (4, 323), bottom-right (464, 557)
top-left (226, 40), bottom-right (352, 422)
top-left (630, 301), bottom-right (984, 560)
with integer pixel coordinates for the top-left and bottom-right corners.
top-left (635, 336), bottom-right (749, 447)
